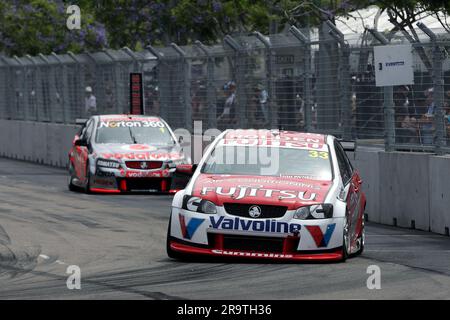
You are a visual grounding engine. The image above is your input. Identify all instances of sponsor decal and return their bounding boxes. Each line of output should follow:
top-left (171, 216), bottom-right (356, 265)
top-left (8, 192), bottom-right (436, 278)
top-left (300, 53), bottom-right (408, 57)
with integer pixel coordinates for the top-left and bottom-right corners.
top-left (205, 178), bottom-right (322, 190)
top-left (305, 223), bottom-right (336, 248)
top-left (95, 170), bottom-right (115, 177)
top-left (179, 214), bottom-right (204, 240)
top-left (221, 132), bottom-right (326, 150)
top-left (125, 169), bottom-right (169, 178)
top-left (200, 185), bottom-right (317, 201)
top-left (209, 216), bottom-right (301, 234)
top-left (222, 138), bottom-right (324, 150)
top-left (212, 249), bottom-right (293, 259)
top-left (92, 177), bottom-right (115, 186)
top-left (99, 120), bottom-right (165, 128)
top-left (121, 144), bottom-right (157, 152)
top-left (102, 152), bottom-right (182, 161)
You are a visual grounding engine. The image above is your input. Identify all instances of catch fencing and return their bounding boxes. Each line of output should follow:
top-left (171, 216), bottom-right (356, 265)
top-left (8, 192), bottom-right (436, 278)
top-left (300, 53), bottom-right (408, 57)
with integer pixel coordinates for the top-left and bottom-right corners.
top-left (0, 22), bottom-right (449, 154)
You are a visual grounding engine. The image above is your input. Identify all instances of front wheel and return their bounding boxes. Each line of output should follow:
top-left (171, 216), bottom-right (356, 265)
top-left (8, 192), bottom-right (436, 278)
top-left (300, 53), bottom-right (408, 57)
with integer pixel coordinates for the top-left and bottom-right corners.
top-left (341, 218), bottom-right (350, 262)
top-left (68, 162), bottom-right (78, 192)
top-left (353, 218), bottom-right (365, 256)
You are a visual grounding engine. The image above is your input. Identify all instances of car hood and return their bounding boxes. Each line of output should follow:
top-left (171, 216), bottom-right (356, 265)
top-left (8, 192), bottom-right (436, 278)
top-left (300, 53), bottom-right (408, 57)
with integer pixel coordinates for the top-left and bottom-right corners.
top-left (92, 143), bottom-right (184, 162)
top-left (191, 174), bottom-right (333, 210)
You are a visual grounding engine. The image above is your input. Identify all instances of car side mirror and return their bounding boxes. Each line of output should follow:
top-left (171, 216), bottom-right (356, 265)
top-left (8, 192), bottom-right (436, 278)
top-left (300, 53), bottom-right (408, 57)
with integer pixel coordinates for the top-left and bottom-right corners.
top-left (175, 164), bottom-right (197, 175)
top-left (74, 139), bottom-right (88, 147)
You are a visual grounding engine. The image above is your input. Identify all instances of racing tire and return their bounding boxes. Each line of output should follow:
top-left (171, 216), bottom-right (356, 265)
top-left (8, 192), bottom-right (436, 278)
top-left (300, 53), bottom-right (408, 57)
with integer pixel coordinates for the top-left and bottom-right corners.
top-left (341, 218), bottom-right (350, 262)
top-left (352, 218), bottom-right (365, 257)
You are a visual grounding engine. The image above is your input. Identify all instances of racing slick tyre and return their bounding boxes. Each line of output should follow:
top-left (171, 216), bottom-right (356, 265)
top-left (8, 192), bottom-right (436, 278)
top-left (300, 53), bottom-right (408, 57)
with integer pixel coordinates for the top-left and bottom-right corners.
top-left (352, 219), bottom-right (365, 257)
top-left (68, 162), bottom-right (78, 192)
top-left (341, 218), bottom-right (350, 262)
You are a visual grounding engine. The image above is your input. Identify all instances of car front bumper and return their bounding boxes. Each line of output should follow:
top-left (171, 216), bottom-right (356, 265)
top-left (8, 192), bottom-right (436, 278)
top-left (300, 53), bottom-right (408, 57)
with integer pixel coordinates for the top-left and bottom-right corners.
top-left (169, 207), bottom-right (345, 261)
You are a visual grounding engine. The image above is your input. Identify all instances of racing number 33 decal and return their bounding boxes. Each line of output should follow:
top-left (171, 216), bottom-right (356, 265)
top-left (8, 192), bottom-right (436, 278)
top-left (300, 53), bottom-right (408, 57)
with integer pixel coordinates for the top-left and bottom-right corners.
top-left (308, 150), bottom-right (329, 159)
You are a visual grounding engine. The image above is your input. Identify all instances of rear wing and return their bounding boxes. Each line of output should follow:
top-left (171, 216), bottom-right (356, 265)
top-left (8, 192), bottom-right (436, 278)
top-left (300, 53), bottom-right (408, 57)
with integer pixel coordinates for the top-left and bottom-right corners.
top-left (75, 118), bottom-right (88, 126)
top-left (339, 140), bottom-right (356, 152)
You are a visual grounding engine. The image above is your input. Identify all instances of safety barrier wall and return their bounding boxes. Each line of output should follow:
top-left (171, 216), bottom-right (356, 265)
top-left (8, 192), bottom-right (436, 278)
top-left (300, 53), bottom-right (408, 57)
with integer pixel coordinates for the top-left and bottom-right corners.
top-left (0, 120), bottom-right (449, 235)
top-left (350, 150), bottom-right (450, 235)
top-left (0, 119), bottom-right (78, 167)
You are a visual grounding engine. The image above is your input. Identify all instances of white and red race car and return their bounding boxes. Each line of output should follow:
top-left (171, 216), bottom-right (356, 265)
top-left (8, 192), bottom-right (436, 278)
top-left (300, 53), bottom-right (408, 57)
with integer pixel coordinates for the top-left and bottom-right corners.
top-left (68, 114), bottom-right (190, 193)
top-left (167, 129), bottom-right (366, 262)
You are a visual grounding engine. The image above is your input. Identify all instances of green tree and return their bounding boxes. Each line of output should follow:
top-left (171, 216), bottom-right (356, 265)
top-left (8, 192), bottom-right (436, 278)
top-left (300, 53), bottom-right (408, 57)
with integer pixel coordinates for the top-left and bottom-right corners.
top-left (0, 0), bottom-right (107, 56)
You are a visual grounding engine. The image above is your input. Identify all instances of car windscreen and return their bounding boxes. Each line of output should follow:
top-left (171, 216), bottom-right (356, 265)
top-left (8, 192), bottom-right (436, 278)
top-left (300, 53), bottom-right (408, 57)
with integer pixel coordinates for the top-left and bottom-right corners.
top-left (201, 145), bottom-right (332, 180)
top-left (95, 119), bottom-right (174, 145)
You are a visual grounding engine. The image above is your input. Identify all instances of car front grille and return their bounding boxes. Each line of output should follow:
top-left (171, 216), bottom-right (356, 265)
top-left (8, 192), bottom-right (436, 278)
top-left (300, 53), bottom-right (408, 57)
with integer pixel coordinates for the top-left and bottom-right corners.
top-left (223, 203), bottom-right (287, 219)
top-left (125, 161), bottom-right (163, 170)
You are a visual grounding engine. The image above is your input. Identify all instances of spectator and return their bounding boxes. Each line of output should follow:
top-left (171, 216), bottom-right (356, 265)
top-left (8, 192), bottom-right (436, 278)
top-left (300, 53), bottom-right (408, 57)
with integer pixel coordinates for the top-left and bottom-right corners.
top-left (256, 83), bottom-right (269, 125)
top-left (419, 87), bottom-right (435, 145)
top-left (217, 81), bottom-right (236, 126)
top-left (85, 86), bottom-right (97, 116)
top-left (399, 107), bottom-right (419, 144)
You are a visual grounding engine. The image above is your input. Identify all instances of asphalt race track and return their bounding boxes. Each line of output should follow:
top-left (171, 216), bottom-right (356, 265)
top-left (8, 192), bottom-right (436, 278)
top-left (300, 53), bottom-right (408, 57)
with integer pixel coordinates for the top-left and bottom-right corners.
top-left (0, 157), bottom-right (449, 299)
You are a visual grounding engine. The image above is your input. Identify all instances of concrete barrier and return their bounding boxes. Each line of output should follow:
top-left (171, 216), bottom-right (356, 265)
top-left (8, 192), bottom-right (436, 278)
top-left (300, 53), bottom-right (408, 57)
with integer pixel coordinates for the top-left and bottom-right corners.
top-left (0, 120), bottom-right (449, 236)
top-left (429, 155), bottom-right (450, 236)
top-left (0, 120), bottom-right (78, 167)
top-left (349, 148), bottom-right (381, 223)
top-left (378, 152), bottom-right (432, 231)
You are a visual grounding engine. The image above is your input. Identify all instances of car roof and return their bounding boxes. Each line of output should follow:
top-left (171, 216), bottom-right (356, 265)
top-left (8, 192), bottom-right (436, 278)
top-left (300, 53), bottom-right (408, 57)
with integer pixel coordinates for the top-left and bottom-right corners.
top-left (219, 129), bottom-right (329, 150)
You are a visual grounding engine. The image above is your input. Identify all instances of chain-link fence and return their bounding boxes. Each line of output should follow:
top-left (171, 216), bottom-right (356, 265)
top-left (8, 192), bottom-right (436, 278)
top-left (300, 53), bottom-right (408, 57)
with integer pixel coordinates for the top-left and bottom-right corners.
top-left (1, 24), bottom-right (450, 154)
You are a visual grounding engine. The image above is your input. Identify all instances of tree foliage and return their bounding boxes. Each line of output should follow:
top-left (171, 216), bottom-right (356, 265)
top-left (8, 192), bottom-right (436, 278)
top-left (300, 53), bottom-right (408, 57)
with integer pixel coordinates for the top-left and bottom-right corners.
top-left (0, 0), bottom-right (450, 56)
top-left (0, 0), bottom-right (107, 56)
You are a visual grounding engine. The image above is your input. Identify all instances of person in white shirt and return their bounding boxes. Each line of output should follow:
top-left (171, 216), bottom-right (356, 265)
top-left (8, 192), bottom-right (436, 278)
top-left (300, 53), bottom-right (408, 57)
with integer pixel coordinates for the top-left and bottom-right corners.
top-left (85, 86), bottom-right (97, 115)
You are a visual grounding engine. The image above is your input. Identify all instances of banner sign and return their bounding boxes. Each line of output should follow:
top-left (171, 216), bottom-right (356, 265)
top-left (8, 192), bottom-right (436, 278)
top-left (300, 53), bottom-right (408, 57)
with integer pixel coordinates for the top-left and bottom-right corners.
top-left (130, 73), bottom-right (144, 114)
top-left (374, 44), bottom-right (414, 87)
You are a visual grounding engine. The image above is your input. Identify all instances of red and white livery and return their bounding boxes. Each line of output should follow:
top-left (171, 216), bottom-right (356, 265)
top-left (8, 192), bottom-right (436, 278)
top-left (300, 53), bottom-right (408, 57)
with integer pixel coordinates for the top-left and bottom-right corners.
top-left (167, 129), bottom-right (366, 262)
top-left (68, 114), bottom-right (190, 193)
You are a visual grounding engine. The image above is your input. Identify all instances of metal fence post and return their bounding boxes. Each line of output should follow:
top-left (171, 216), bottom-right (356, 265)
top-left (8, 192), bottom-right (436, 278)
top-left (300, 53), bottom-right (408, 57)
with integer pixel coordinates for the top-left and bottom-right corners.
top-left (25, 55), bottom-right (42, 121)
top-left (0, 57), bottom-right (12, 120)
top-left (38, 54), bottom-right (56, 122)
top-left (327, 21), bottom-right (352, 140)
top-left (104, 50), bottom-right (125, 114)
top-left (417, 23), bottom-right (445, 155)
top-left (224, 35), bottom-right (246, 128)
top-left (13, 56), bottom-right (26, 120)
top-left (367, 29), bottom-right (394, 151)
top-left (432, 44), bottom-right (445, 155)
top-left (384, 86), bottom-right (395, 151)
top-left (146, 45), bottom-right (167, 121)
top-left (253, 32), bottom-right (277, 129)
top-left (68, 52), bottom-right (84, 121)
top-left (51, 53), bottom-right (69, 123)
top-left (290, 26), bottom-right (312, 132)
top-left (195, 41), bottom-right (216, 129)
top-left (171, 43), bottom-right (192, 132)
